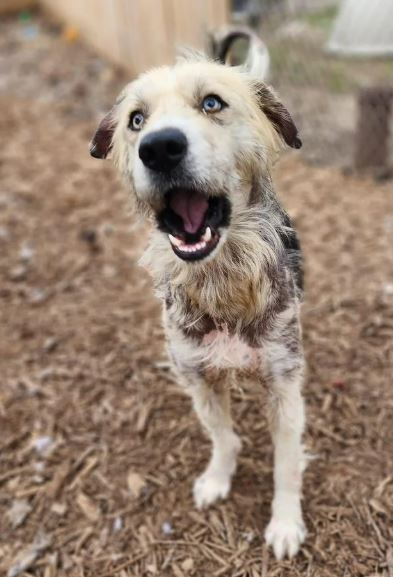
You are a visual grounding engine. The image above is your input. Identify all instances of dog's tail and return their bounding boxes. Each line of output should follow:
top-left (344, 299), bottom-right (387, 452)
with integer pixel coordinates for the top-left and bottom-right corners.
top-left (210, 26), bottom-right (270, 81)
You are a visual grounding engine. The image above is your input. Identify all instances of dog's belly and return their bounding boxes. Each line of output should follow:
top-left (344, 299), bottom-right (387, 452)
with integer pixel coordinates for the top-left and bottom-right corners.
top-left (201, 328), bottom-right (259, 370)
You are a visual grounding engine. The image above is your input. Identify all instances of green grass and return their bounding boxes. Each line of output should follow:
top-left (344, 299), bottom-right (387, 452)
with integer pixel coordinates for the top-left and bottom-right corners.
top-left (384, 61), bottom-right (393, 81)
top-left (269, 39), bottom-right (353, 93)
top-left (302, 5), bottom-right (338, 33)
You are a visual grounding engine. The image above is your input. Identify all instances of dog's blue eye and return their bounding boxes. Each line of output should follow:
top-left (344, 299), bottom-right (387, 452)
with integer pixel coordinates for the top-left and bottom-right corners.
top-left (202, 95), bottom-right (224, 114)
top-left (129, 111), bottom-right (145, 131)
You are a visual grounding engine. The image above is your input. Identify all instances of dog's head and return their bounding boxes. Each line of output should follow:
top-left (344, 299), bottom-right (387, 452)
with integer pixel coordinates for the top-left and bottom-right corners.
top-left (91, 53), bottom-right (301, 264)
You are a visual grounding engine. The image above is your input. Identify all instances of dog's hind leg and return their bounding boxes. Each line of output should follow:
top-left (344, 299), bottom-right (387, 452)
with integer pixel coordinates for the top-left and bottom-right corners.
top-left (263, 306), bottom-right (307, 559)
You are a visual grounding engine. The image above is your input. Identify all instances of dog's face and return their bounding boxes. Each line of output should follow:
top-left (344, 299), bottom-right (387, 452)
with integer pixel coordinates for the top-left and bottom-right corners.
top-left (91, 59), bottom-right (300, 263)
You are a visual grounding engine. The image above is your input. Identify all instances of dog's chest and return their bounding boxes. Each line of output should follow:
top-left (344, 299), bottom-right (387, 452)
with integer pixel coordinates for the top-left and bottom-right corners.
top-left (201, 327), bottom-right (259, 370)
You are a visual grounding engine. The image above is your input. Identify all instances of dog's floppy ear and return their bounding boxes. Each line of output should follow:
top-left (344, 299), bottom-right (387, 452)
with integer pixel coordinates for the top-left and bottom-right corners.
top-left (255, 83), bottom-right (302, 150)
top-left (211, 27), bottom-right (301, 149)
top-left (90, 107), bottom-right (117, 159)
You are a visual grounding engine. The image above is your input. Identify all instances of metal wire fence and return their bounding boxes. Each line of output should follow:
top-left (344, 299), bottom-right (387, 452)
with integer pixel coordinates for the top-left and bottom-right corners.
top-left (232, 0), bottom-right (393, 173)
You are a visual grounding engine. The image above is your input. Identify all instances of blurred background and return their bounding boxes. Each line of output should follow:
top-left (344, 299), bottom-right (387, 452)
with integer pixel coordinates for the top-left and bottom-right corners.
top-left (2, 0), bottom-right (393, 169)
top-left (0, 1), bottom-right (392, 577)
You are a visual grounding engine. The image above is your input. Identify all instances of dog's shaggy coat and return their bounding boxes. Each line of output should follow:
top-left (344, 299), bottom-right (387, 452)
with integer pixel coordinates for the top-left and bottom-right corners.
top-left (90, 44), bottom-right (307, 560)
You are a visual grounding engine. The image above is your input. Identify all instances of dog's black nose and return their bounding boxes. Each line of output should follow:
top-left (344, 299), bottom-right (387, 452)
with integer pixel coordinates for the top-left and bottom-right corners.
top-left (139, 128), bottom-right (188, 172)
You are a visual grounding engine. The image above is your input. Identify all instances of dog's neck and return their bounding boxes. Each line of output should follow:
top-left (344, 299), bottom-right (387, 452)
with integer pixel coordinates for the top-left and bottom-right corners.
top-left (141, 187), bottom-right (288, 331)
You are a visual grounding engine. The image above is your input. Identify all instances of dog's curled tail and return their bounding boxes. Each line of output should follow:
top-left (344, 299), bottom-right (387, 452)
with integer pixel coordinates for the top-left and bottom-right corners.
top-left (210, 26), bottom-right (270, 81)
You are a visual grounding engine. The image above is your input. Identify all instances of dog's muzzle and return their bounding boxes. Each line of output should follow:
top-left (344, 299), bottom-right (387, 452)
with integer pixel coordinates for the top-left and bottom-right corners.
top-left (139, 128), bottom-right (188, 173)
top-left (139, 127), bottom-right (231, 262)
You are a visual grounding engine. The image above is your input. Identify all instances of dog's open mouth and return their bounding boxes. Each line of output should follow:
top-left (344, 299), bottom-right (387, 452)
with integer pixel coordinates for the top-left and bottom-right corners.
top-left (157, 188), bottom-right (231, 261)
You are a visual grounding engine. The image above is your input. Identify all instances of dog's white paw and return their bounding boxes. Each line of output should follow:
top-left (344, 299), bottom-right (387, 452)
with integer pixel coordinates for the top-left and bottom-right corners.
top-left (193, 470), bottom-right (231, 509)
top-left (265, 516), bottom-right (306, 560)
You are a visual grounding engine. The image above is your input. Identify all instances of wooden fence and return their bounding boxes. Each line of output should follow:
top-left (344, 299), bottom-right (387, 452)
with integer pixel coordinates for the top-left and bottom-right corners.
top-left (40, 0), bottom-right (229, 75)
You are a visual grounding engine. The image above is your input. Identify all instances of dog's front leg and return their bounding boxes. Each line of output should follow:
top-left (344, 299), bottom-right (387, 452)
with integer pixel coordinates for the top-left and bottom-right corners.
top-left (166, 323), bottom-right (241, 509)
top-left (189, 379), bottom-right (241, 509)
top-left (263, 307), bottom-right (307, 559)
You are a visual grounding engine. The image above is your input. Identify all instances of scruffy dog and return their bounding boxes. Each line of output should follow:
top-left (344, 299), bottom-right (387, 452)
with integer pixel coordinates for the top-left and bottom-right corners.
top-left (90, 36), bottom-right (307, 559)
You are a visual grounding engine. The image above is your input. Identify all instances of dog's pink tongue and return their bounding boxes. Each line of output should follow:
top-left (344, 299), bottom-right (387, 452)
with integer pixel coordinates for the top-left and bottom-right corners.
top-left (170, 190), bottom-right (208, 233)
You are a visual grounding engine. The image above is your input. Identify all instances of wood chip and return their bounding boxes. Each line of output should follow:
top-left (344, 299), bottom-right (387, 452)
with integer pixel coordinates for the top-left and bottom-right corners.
top-left (76, 492), bottom-right (101, 522)
top-left (50, 502), bottom-right (67, 516)
top-left (127, 471), bottom-right (146, 499)
top-left (7, 499), bottom-right (32, 528)
top-left (181, 558), bottom-right (194, 573)
top-left (7, 532), bottom-right (51, 577)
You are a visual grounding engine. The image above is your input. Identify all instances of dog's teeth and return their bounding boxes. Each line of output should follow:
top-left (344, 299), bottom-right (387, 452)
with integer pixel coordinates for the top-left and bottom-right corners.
top-left (202, 227), bottom-right (212, 242)
top-left (174, 238), bottom-right (208, 254)
top-left (169, 234), bottom-right (182, 247)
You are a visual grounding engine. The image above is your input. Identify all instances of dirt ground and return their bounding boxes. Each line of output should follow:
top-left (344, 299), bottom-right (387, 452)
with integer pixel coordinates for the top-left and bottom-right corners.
top-left (0, 11), bottom-right (392, 577)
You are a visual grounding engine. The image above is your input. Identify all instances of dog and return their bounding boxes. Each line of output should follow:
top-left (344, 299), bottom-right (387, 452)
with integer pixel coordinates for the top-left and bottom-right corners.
top-left (90, 32), bottom-right (307, 560)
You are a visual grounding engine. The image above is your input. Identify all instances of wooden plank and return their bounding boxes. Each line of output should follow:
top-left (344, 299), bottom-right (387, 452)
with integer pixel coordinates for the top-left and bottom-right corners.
top-left (170, 0), bottom-right (228, 54)
top-left (119, 0), bottom-right (173, 71)
top-left (39, 0), bottom-right (229, 75)
top-left (0, 0), bottom-right (36, 16)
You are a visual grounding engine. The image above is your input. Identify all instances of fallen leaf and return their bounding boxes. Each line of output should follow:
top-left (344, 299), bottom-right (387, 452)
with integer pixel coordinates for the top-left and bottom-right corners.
top-left (127, 471), bottom-right (145, 499)
top-left (181, 558), bottom-right (194, 572)
top-left (7, 499), bottom-right (32, 529)
top-left (76, 492), bottom-right (100, 522)
top-left (51, 502), bottom-right (67, 516)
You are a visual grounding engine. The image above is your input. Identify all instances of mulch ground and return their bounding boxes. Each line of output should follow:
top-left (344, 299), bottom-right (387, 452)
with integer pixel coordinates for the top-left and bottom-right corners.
top-left (0, 11), bottom-right (392, 577)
